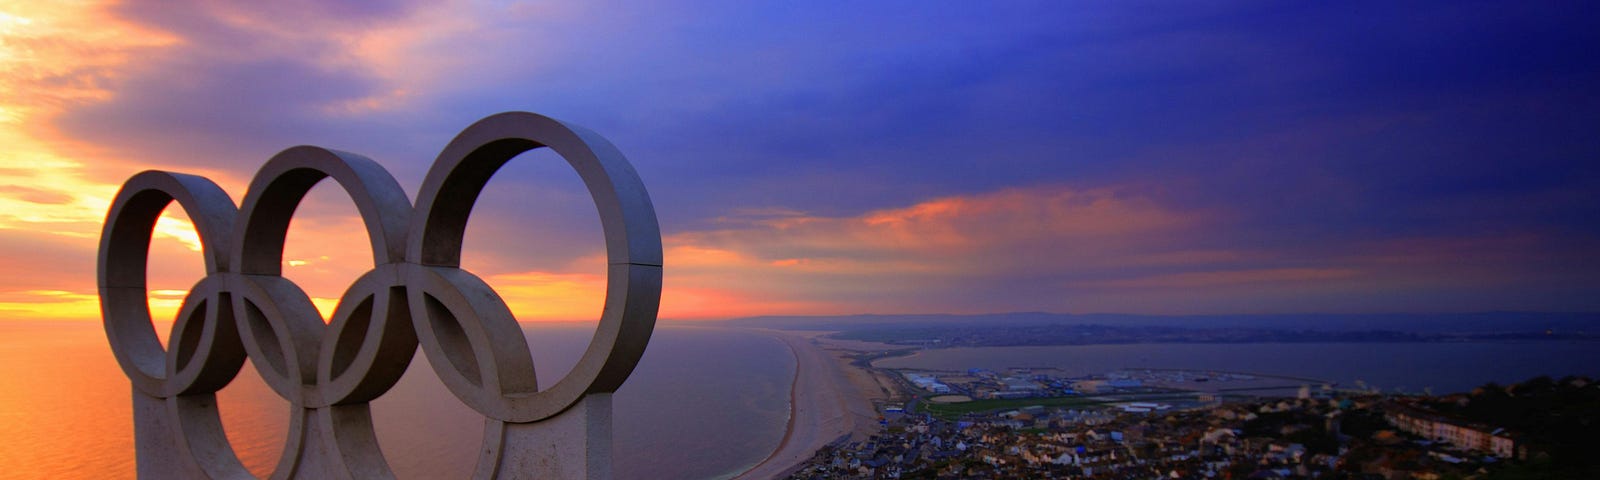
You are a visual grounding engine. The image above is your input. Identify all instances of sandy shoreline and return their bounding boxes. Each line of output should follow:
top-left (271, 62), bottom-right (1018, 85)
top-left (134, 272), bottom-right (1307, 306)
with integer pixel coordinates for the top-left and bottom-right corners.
top-left (731, 330), bottom-right (883, 480)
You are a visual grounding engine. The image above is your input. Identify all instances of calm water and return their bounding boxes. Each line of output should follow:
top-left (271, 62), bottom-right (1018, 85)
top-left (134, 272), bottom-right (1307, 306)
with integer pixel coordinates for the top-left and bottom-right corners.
top-left (874, 342), bottom-right (1600, 394)
top-left (0, 322), bottom-right (792, 479)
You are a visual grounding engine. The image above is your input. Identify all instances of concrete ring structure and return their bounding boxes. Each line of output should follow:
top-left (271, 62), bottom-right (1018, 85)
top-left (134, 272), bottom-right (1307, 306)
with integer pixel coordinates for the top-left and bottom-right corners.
top-left (99, 171), bottom-right (256, 478)
top-left (99, 170), bottom-right (241, 398)
top-left (228, 146), bottom-right (416, 408)
top-left (406, 111), bottom-right (662, 424)
top-left (98, 112), bottom-right (659, 479)
top-left (224, 146), bottom-right (420, 478)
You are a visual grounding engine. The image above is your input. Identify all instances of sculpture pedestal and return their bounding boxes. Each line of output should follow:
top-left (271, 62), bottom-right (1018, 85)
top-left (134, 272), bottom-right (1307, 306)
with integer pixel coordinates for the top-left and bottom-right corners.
top-left (479, 394), bottom-right (614, 480)
top-left (133, 390), bottom-right (252, 479)
top-left (133, 389), bottom-right (187, 478)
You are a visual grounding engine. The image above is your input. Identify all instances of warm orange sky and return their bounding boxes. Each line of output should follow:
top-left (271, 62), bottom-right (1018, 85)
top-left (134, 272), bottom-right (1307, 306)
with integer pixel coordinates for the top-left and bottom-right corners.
top-left (3, 1), bottom-right (1598, 324)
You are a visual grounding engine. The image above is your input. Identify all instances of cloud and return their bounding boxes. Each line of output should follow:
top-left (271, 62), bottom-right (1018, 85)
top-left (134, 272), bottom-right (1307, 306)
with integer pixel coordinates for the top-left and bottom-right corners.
top-left (12, 0), bottom-right (469, 195)
top-left (427, 184), bottom-right (1222, 320)
top-left (660, 182), bottom-right (1600, 316)
top-left (681, 185), bottom-right (1200, 272)
top-left (3, 1), bottom-right (1598, 323)
top-left (659, 185), bottom-right (1214, 315)
top-left (0, 185), bottom-right (73, 205)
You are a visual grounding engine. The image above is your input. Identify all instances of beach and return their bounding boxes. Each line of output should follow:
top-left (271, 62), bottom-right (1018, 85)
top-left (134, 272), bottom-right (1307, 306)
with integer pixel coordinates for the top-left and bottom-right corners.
top-left (733, 330), bottom-right (888, 480)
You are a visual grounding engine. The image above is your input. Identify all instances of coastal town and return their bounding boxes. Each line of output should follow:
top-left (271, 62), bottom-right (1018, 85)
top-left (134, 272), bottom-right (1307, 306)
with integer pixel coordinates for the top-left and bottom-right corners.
top-left (768, 336), bottom-right (1599, 480)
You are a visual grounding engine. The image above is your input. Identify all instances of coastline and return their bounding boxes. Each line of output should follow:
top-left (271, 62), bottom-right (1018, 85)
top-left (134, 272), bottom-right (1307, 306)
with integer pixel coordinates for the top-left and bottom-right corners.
top-left (732, 330), bottom-right (882, 480)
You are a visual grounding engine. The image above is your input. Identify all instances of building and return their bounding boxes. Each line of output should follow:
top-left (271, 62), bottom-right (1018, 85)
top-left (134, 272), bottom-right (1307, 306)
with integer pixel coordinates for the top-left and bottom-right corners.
top-left (1385, 402), bottom-right (1515, 457)
top-left (903, 372), bottom-right (953, 394)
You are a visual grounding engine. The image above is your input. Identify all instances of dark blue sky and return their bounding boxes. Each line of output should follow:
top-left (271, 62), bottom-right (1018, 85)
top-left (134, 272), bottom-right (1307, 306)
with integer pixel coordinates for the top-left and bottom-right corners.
top-left (6, 0), bottom-right (1598, 318)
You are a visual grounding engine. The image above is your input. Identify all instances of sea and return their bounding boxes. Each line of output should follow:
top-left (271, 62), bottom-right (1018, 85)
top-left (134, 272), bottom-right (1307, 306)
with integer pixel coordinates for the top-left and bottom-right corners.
top-left (873, 341), bottom-right (1600, 395)
top-left (0, 322), bottom-right (793, 479)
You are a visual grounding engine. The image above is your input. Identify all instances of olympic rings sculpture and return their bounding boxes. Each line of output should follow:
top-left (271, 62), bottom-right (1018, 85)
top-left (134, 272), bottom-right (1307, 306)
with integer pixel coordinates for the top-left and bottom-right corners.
top-left (98, 112), bottom-right (661, 479)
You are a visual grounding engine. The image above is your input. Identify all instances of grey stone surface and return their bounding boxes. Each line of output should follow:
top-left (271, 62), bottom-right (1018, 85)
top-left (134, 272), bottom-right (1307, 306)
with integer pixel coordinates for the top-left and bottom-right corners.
top-left (479, 394), bottom-right (614, 479)
top-left (99, 112), bottom-right (661, 479)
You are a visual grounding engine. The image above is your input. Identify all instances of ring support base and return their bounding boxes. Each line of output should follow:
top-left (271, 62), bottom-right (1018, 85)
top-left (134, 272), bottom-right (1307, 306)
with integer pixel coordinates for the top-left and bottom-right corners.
top-left (480, 393), bottom-right (613, 480)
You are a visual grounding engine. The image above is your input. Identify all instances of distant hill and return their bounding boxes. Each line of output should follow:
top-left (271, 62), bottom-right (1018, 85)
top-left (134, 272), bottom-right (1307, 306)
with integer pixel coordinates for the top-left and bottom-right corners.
top-left (724, 311), bottom-right (1600, 335)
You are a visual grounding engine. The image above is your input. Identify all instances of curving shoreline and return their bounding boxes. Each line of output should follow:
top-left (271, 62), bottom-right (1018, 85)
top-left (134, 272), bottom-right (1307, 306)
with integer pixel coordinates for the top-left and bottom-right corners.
top-left (732, 330), bottom-right (878, 480)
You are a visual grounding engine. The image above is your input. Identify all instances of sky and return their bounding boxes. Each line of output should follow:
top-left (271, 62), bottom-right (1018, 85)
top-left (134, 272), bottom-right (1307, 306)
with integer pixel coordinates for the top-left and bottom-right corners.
top-left (1, 0), bottom-right (1597, 323)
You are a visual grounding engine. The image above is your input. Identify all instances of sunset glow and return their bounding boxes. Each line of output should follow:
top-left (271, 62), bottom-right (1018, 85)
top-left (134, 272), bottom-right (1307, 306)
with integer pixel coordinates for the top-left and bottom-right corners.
top-left (0, 1), bottom-right (1596, 324)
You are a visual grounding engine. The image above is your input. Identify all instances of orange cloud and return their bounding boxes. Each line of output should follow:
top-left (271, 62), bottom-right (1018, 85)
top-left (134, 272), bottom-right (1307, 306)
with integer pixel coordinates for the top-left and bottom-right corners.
top-left (482, 270), bottom-right (607, 322)
top-left (856, 187), bottom-right (1185, 248)
top-left (678, 185), bottom-right (1195, 275)
top-left (0, 289), bottom-right (98, 321)
top-left (0, 1), bottom-right (197, 324)
top-left (657, 283), bottom-right (835, 320)
top-left (648, 186), bottom-right (1598, 315)
top-left (471, 264), bottom-right (832, 322)
top-left (652, 185), bottom-right (1214, 315)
